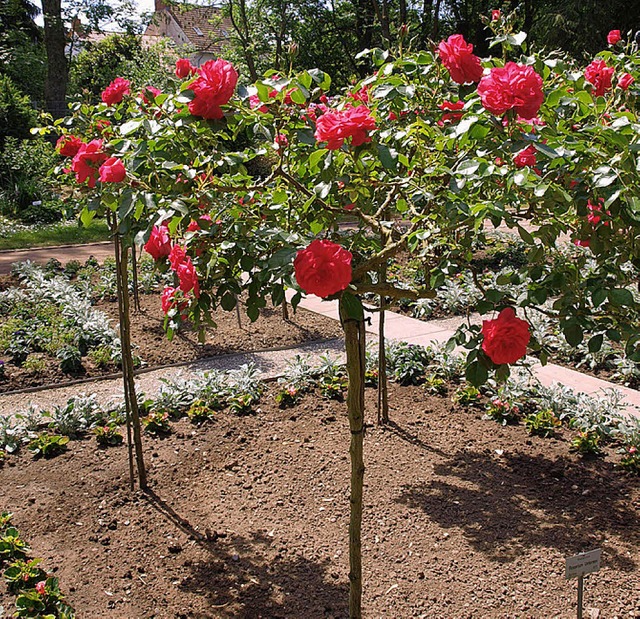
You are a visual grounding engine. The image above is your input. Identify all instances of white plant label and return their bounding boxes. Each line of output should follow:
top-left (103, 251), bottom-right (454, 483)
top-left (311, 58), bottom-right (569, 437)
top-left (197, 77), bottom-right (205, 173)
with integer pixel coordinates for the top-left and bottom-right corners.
top-left (565, 549), bottom-right (602, 579)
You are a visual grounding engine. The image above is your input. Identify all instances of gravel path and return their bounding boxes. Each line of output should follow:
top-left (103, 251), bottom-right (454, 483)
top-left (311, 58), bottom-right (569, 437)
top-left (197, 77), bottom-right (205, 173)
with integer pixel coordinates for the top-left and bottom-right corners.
top-left (0, 338), bottom-right (344, 416)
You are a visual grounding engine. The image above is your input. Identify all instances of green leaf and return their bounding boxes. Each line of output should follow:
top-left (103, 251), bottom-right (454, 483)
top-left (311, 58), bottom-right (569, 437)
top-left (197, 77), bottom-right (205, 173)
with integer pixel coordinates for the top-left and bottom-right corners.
top-left (120, 120), bottom-right (142, 136)
top-left (465, 360), bottom-right (488, 386)
top-left (289, 88), bottom-right (306, 105)
top-left (457, 159), bottom-right (479, 176)
top-left (79, 207), bottom-right (96, 228)
top-left (517, 225), bottom-right (534, 244)
top-left (563, 322), bottom-right (583, 347)
top-left (588, 334), bottom-right (604, 353)
top-left (340, 291), bottom-right (364, 321)
top-left (220, 293), bottom-right (236, 311)
top-left (608, 288), bottom-right (634, 307)
top-left (377, 144), bottom-right (397, 171)
top-left (591, 288), bottom-right (607, 307)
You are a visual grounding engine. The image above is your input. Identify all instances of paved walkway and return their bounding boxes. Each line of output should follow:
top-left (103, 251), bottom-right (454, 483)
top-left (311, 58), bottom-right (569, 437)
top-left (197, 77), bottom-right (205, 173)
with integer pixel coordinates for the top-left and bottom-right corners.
top-left (295, 294), bottom-right (640, 418)
top-left (0, 242), bottom-right (114, 275)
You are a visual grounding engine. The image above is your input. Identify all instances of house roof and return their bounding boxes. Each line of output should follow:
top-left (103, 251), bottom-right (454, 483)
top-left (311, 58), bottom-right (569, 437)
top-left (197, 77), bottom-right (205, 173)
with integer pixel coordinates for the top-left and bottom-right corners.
top-left (167, 5), bottom-right (232, 53)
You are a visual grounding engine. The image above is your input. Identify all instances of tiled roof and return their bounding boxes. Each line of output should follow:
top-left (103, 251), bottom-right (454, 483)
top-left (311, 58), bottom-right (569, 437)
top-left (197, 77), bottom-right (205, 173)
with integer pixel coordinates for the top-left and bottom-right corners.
top-left (168, 5), bottom-right (232, 53)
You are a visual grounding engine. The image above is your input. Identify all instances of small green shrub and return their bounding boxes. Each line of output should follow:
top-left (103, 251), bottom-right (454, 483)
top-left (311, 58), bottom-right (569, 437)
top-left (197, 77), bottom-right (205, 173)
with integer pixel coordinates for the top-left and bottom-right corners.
top-left (424, 374), bottom-right (447, 395)
top-left (274, 385), bottom-right (301, 408)
top-left (143, 410), bottom-right (171, 435)
top-left (94, 424), bottom-right (123, 447)
top-left (525, 409), bottom-right (561, 438)
top-left (87, 345), bottom-right (114, 369)
top-left (3, 558), bottom-right (47, 593)
top-left (28, 434), bottom-right (69, 458)
top-left (570, 431), bottom-right (602, 456)
top-left (0, 527), bottom-right (30, 562)
top-left (23, 355), bottom-right (46, 373)
top-left (56, 346), bottom-right (83, 374)
top-left (452, 384), bottom-right (481, 405)
top-left (320, 374), bottom-right (348, 400)
top-left (486, 398), bottom-right (520, 425)
top-left (186, 400), bottom-right (215, 424)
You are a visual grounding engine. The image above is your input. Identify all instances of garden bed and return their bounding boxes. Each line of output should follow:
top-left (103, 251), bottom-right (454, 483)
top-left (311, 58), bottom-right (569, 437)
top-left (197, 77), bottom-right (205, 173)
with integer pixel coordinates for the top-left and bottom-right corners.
top-left (1, 381), bottom-right (638, 618)
top-left (0, 261), bottom-right (342, 394)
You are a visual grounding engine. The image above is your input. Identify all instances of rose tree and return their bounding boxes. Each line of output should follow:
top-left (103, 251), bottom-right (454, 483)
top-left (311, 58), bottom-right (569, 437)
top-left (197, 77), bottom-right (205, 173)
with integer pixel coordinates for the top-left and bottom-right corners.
top-left (48, 19), bottom-right (640, 617)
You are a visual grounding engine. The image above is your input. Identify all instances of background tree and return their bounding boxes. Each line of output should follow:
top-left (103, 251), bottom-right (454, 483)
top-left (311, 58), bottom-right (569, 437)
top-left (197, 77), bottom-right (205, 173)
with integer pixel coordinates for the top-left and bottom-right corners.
top-left (68, 33), bottom-right (178, 100)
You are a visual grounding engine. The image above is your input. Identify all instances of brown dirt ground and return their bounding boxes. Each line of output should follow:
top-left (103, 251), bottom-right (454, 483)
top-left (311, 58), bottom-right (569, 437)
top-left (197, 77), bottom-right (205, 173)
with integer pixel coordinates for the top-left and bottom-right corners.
top-left (0, 294), bottom-right (343, 393)
top-left (1, 383), bottom-right (638, 618)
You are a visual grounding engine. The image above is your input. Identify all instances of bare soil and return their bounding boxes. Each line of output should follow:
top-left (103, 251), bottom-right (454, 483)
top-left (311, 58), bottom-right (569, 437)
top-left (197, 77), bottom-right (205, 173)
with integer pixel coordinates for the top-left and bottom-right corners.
top-left (1, 383), bottom-right (638, 618)
top-left (0, 295), bottom-right (343, 393)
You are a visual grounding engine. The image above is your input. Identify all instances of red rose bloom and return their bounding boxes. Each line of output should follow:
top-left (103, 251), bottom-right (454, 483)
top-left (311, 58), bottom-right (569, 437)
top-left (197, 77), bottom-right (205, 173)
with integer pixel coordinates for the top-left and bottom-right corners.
top-left (161, 286), bottom-right (176, 314)
top-left (175, 257), bottom-right (199, 297)
top-left (56, 135), bottom-right (83, 157)
top-left (478, 62), bottom-right (544, 119)
top-left (481, 307), bottom-right (530, 365)
top-left (175, 58), bottom-right (196, 78)
top-left (584, 59), bottom-right (614, 97)
top-left (168, 244), bottom-right (187, 270)
top-left (618, 73), bottom-right (635, 90)
top-left (513, 144), bottom-right (537, 168)
top-left (71, 140), bottom-right (107, 188)
top-left (249, 94), bottom-right (268, 113)
top-left (437, 34), bottom-right (484, 84)
top-left (188, 59), bottom-right (238, 120)
top-left (607, 30), bottom-right (621, 45)
top-left (101, 77), bottom-right (131, 105)
top-left (587, 198), bottom-right (610, 227)
top-left (574, 238), bottom-right (590, 248)
top-left (98, 157), bottom-right (126, 183)
top-left (144, 225), bottom-right (172, 260)
top-left (35, 581), bottom-right (46, 596)
top-left (293, 239), bottom-right (352, 298)
top-left (438, 100), bottom-right (465, 125)
top-left (140, 86), bottom-right (162, 104)
top-left (314, 105), bottom-right (377, 150)
top-left (491, 9), bottom-right (501, 20)
top-left (187, 214), bottom-right (212, 232)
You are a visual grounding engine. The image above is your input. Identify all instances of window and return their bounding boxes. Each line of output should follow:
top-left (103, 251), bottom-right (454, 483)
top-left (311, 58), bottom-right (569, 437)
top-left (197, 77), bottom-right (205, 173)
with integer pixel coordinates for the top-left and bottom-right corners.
top-left (193, 26), bottom-right (203, 36)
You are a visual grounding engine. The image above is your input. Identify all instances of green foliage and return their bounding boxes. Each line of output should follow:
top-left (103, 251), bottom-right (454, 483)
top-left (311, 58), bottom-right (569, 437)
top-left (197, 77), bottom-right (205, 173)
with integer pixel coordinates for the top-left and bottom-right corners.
top-left (14, 576), bottom-right (76, 618)
top-left (27, 433), bottom-right (69, 458)
top-left (143, 410), bottom-right (171, 435)
top-left (186, 399), bottom-right (216, 423)
top-left (0, 136), bottom-right (63, 222)
top-left (0, 75), bottom-right (37, 148)
top-left (3, 558), bottom-right (47, 593)
top-left (386, 342), bottom-right (431, 385)
top-left (424, 374), bottom-right (447, 395)
top-left (68, 34), bottom-right (178, 101)
top-left (56, 345), bottom-right (83, 374)
top-left (452, 384), bottom-right (482, 406)
top-left (486, 398), bottom-right (521, 425)
top-left (94, 423), bottom-right (123, 447)
top-left (524, 408), bottom-right (561, 437)
top-left (0, 527), bottom-right (29, 561)
top-left (274, 385), bottom-right (301, 408)
top-left (23, 354), bottom-right (46, 373)
top-left (570, 430), bottom-right (602, 456)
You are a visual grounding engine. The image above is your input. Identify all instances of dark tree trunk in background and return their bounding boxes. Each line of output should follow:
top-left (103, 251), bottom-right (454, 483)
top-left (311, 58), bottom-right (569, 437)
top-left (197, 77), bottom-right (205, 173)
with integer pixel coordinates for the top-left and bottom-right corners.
top-left (42, 0), bottom-right (67, 117)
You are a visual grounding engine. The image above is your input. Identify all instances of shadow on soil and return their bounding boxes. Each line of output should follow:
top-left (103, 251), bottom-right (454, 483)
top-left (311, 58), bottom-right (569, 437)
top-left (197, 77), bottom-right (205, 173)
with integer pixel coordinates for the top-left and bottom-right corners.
top-left (395, 448), bottom-right (639, 571)
top-left (144, 489), bottom-right (348, 618)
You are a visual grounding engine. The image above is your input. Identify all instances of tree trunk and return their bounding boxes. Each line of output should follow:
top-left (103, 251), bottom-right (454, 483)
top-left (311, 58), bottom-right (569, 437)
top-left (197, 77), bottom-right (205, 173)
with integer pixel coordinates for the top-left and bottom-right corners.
top-left (130, 243), bottom-right (141, 313)
top-left (42, 0), bottom-right (68, 118)
top-left (377, 262), bottom-right (389, 424)
top-left (340, 295), bottom-right (366, 619)
top-left (113, 226), bottom-right (147, 490)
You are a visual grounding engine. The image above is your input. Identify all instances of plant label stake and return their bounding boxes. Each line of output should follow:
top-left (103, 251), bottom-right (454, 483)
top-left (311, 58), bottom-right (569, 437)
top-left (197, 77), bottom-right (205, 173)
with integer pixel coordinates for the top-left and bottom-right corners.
top-left (565, 548), bottom-right (601, 619)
